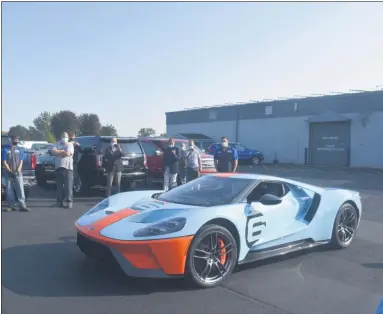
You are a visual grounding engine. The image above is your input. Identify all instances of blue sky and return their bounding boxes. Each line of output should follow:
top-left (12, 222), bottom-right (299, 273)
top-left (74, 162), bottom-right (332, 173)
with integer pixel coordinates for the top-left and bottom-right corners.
top-left (2, 2), bottom-right (383, 136)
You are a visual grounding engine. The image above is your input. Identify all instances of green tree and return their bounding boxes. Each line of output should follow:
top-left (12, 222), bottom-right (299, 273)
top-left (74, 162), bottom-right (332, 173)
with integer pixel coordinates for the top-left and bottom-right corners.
top-left (159, 133), bottom-right (167, 137)
top-left (100, 124), bottom-right (118, 136)
top-left (8, 125), bottom-right (31, 140)
top-left (79, 113), bottom-right (102, 136)
top-left (33, 111), bottom-right (52, 137)
top-left (28, 126), bottom-right (44, 140)
top-left (50, 110), bottom-right (79, 139)
top-left (138, 128), bottom-right (156, 137)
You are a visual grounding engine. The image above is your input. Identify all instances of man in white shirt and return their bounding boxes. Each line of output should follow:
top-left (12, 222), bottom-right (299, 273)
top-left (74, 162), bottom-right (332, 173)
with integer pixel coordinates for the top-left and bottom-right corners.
top-left (51, 132), bottom-right (74, 208)
top-left (186, 140), bottom-right (201, 182)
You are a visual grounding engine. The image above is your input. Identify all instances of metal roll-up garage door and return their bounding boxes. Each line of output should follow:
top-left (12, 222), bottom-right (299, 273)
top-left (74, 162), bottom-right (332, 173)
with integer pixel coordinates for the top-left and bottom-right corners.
top-left (309, 122), bottom-right (351, 167)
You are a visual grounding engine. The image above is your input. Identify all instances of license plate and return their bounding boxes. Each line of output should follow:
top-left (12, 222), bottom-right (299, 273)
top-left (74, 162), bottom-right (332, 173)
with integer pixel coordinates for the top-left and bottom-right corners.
top-left (122, 160), bottom-right (129, 166)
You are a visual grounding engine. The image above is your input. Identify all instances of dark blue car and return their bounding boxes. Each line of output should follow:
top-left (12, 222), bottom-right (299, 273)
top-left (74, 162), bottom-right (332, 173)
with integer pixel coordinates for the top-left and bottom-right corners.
top-left (208, 142), bottom-right (264, 165)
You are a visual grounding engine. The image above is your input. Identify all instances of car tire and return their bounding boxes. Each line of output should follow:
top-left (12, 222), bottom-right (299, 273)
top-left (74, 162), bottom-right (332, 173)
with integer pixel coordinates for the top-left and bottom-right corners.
top-left (185, 224), bottom-right (238, 288)
top-left (250, 156), bottom-right (260, 165)
top-left (74, 175), bottom-right (90, 196)
top-left (329, 203), bottom-right (358, 249)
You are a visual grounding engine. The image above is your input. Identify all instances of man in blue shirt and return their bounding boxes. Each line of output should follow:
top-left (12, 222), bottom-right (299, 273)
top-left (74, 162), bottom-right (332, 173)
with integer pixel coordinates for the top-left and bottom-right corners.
top-left (214, 136), bottom-right (238, 173)
top-left (1, 135), bottom-right (30, 212)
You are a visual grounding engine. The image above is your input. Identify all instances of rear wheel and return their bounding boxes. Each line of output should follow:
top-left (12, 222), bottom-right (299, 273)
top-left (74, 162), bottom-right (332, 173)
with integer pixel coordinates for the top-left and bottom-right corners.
top-left (185, 225), bottom-right (238, 288)
top-left (250, 155), bottom-right (260, 165)
top-left (330, 203), bottom-right (358, 249)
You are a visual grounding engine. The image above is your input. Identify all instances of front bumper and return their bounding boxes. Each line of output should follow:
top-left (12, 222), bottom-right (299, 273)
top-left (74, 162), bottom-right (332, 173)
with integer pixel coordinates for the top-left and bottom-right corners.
top-left (76, 224), bottom-right (193, 278)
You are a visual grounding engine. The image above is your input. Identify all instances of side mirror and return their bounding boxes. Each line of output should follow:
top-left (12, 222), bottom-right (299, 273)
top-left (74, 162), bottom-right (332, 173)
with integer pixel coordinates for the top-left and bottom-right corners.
top-left (155, 150), bottom-right (162, 156)
top-left (259, 194), bottom-right (282, 205)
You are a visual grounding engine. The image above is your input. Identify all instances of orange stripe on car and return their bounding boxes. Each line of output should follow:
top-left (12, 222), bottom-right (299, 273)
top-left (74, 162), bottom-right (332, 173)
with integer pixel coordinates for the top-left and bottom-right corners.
top-left (76, 208), bottom-right (193, 275)
top-left (213, 172), bottom-right (236, 177)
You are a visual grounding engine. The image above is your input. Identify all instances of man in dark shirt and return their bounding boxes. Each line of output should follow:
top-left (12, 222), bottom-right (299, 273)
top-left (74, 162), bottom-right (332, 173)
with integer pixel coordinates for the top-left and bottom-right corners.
top-left (162, 138), bottom-right (180, 191)
top-left (104, 137), bottom-right (124, 197)
top-left (214, 136), bottom-right (238, 172)
top-left (1, 135), bottom-right (30, 212)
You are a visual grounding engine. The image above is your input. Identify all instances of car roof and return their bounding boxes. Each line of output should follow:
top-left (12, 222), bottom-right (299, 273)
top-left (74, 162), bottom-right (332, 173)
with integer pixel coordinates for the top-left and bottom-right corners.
top-left (77, 136), bottom-right (138, 141)
top-left (206, 173), bottom-right (324, 193)
top-left (139, 137), bottom-right (188, 142)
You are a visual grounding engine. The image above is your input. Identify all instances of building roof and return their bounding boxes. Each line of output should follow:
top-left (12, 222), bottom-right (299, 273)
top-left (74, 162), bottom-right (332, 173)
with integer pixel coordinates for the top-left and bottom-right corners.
top-left (166, 88), bottom-right (383, 114)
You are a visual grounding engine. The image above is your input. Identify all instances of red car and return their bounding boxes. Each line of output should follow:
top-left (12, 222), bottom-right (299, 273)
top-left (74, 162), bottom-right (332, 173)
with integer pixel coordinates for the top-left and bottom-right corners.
top-left (139, 137), bottom-right (216, 184)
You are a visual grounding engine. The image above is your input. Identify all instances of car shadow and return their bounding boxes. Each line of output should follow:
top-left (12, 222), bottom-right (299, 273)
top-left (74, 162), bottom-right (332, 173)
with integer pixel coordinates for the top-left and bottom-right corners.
top-left (2, 238), bottom-right (195, 298)
top-left (362, 262), bottom-right (383, 269)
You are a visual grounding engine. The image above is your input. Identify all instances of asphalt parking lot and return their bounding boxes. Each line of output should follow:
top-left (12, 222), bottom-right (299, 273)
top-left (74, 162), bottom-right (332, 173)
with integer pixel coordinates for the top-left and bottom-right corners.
top-left (2, 164), bottom-right (383, 314)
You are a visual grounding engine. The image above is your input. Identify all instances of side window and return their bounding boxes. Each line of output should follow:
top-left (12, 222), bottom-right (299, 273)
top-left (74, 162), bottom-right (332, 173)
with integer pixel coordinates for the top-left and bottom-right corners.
top-left (247, 181), bottom-right (286, 202)
top-left (140, 142), bottom-right (157, 156)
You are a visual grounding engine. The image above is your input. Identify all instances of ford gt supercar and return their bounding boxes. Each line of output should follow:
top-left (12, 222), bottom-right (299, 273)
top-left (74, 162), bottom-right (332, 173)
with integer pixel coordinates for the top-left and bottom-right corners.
top-left (75, 173), bottom-right (362, 288)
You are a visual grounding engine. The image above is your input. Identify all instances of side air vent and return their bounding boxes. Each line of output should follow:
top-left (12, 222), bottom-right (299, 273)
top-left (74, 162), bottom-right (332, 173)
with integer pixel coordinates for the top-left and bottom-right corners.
top-left (304, 193), bottom-right (321, 222)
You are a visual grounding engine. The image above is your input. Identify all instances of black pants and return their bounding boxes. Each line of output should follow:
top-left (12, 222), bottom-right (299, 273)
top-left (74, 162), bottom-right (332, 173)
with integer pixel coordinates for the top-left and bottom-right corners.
top-left (186, 167), bottom-right (200, 182)
top-left (55, 168), bottom-right (73, 205)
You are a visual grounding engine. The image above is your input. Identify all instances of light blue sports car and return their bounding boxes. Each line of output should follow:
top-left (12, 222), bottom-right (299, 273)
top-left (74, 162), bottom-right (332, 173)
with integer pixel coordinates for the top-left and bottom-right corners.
top-left (75, 173), bottom-right (362, 288)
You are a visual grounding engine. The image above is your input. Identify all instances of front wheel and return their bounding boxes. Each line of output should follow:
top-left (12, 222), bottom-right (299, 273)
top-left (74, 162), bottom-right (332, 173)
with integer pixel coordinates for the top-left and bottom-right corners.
top-left (329, 203), bottom-right (358, 249)
top-left (185, 224), bottom-right (238, 288)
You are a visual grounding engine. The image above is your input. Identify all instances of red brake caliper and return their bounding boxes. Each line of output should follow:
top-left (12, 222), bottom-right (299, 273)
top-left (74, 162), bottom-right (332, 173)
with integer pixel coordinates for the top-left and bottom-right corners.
top-left (217, 238), bottom-right (226, 264)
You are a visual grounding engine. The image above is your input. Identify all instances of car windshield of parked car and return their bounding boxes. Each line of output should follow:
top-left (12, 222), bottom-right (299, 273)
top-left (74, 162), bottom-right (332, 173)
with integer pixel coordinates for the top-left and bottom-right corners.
top-left (101, 140), bottom-right (142, 154)
top-left (157, 175), bottom-right (252, 207)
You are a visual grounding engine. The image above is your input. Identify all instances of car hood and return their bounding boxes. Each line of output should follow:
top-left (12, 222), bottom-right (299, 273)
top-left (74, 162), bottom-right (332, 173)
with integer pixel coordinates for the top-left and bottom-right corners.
top-left (75, 190), bottom-right (205, 241)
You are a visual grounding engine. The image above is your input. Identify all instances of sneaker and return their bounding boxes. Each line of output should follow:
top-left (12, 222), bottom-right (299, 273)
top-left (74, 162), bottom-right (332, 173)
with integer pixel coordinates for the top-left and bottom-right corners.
top-left (20, 206), bottom-right (31, 212)
top-left (3, 206), bottom-right (15, 212)
top-left (51, 202), bottom-right (64, 208)
top-left (64, 203), bottom-right (73, 209)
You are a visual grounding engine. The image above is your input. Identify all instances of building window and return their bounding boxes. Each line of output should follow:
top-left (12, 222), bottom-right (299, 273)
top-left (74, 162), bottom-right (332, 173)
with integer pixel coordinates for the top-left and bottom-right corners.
top-left (209, 110), bottom-right (217, 120)
top-left (265, 105), bottom-right (273, 115)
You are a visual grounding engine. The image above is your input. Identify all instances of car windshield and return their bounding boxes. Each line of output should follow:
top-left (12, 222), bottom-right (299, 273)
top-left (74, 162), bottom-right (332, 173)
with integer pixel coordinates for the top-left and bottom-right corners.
top-left (101, 140), bottom-right (142, 154)
top-left (157, 175), bottom-right (252, 207)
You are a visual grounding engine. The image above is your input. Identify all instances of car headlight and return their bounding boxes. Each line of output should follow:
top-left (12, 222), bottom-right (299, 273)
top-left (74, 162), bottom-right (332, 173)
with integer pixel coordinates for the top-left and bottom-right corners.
top-left (85, 198), bottom-right (109, 215)
top-left (133, 217), bottom-right (186, 237)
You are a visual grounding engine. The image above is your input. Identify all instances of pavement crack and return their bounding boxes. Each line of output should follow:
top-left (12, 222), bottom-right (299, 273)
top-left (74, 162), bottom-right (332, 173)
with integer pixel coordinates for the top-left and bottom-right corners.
top-left (220, 284), bottom-right (294, 314)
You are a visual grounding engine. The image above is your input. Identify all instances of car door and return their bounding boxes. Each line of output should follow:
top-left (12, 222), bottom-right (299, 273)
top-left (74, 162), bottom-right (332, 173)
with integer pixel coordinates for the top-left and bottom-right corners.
top-left (234, 143), bottom-right (250, 160)
top-left (244, 181), bottom-right (302, 248)
top-left (140, 141), bottom-right (162, 178)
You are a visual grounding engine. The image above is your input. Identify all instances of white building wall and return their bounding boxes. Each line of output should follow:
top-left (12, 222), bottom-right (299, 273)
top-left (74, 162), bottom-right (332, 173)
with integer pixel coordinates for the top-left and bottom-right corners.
top-left (167, 111), bottom-right (383, 168)
top-left (348, 111), bottom-right (383, 168)
top-left (238, 116), bottom-right (309, 164)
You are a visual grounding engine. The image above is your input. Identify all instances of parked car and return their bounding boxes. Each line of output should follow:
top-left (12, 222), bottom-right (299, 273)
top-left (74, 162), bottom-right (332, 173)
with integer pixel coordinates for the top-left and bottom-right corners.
top-left (139, 136), bottom-right (216, 185)
top-left (208, 142), bottom-right (264, 165)
top-left (1, 134), bottom-right (37, 200)
top-left (30, 143), bottom-right (54, 156)
top-left (35, 153), bottom-right (56, 185)
top-left (36, 136), bottom-right (148, 194)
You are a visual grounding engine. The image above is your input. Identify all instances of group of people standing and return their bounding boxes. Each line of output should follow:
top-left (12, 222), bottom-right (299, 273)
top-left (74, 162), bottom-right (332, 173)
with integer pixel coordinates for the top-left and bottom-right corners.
top-left (162, 138), bottom-right (202, 191)
top-left (162, 136), bottom-right (238, 191)
top-left (2, 133), bottom-right (239, 211)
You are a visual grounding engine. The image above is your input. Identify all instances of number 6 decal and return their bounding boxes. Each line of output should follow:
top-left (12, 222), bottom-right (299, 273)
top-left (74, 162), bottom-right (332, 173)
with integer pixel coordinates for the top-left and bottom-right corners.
top-left (245, 213), bottom-right (267, 247)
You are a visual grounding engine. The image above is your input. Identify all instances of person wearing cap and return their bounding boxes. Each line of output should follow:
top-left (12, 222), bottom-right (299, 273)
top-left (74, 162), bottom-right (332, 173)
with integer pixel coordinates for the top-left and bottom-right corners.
top-left (185, 140), bottom-right (202, 182)
top-left (1, 135), bottom-right (30, 212)
top-left (214, 136), bottom-right (238, 173)
top-left (51, 132), bottom-right (74, 209)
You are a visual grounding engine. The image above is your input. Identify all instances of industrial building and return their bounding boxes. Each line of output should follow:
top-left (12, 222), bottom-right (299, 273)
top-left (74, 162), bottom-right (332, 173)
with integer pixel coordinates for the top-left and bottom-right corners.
top-left (166, 89), bottom-right (383, 168)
